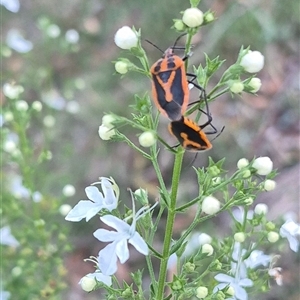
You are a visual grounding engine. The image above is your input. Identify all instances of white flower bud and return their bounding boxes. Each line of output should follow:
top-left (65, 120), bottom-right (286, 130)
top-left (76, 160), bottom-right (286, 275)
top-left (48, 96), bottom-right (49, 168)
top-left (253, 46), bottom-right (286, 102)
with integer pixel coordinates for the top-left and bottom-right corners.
top-left (65, 29), bottom-right (80, 44)
top-left (254, 203), bottom-right (268, 215)
top-left (102, 114), bottom-right (116, 128)
top-left (201, 243), bottom-right (214, 256)
top-left (230, 81), bottom-right (244, 94)
top-left (62, 184), bottom-right (76, 197)
top-left (79, 275), bottom-right (96, 292)
top-left (234, 232), bottom-right (246, 243)
top-left (66, 101), bottom-right (80, 114)
top-left (46, 24), bottom-right (61, 38)
top-left (59, 204), bottom-right (72, 216)
top-left (182, 8), bottom-right (204, 28)
top-left (198, 233), bottom-right (212, 245)
top-left (264, 179), bottom-right (276, 191)
top-left (15, 100), bottom-right (29, 111)
top-left (240, 50), bottom-right (264, 73)
top-left (115, 61), bottom-right (129, 74)
top-left (252, 156), bottom-right (273, 175)
top-left (3, 140), bottom-right (17, 153)
top-left (4, 111), bottom-right (14, 122)
top-left (237, 158), bottom-right (249, 169)
top-left (98, 124), bottom-right (116, 140)
top-left (114, 26), bottom-right (138, 50)
top-left (248, 77), bottom-right (262, 93)
top-left (43, 115), bottom-right (56, 127)
top-left (268, 231), bottom-right (279, 243)
top-left (32, 101), bottom-right (43, 111)
top-left (202, 196), bottom-right (220, 215)
top-left (138, 131), bottom-right (156, 147)
top-left (196, 286), bottom-right (208, 299)
top-left (3, 83), bottom-right (24, 99)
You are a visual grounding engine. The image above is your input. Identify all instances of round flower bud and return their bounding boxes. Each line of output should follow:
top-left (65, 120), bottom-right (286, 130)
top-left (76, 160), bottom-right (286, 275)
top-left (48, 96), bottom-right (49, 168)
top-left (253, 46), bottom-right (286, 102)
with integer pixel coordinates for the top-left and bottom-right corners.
top-left (62, 184), bottom-right (76, 197)
top-left (3, 140), bottom-right (17, 153)
top-left (266, 221), bottom-right (275, 231)
top-left (98, 124), bottom-right (116, 140)
top-left (102, 114), bottom-right (116, 128)
top-left (230, 81), bottom-right (244, 94)
top-left (32, 101), bottom-right (43, 111)
top-left (12, 266), bottom-right (22, 277)
top-left (196, 286), bottom-right (208, 299)
top-left (244, 197), bottom-right (253, 206)
top-left (240, 50), bottom-right (264, 73)
top-left (80, 275), bottom-right (96, 292)
top-left (204, 12), bottom-right (215, 23)
top-left (242, 170), bottom-right (251, 178)
top-left (202, 196), bottom-right (220, 215)
top-left (237, 158), bottom-right (249, 169)
top-left (59, 204), bottom-right (72, 216)
top-left (252, 157), bottom-right (273, 175)
top-left (198, 233), bottom-right (212, 245)
top-left (4, 111), bottom-right (14, 122)
top-left (182, 8), bottom-right (204, 28)
top-left (201, 243), bottom-right (214, 256)
top-left (15, 100), bottom-right (29, 111)
top-left (248, 77), bottom-right (262, 93)
top-left (46, 24), bottom-right (61, 38)
top-left (43, 115), bottom-right (56, 127)
top-left (264, 179), bottom-right (276, 191)
top-left (234, 232), bottom-right (246, 243)
top-left (115, 61), bottom-right (129, 74)
top-left (174, 20), bottom-right (185, 31)
top-left (66, 101), bottom-right (80, 114)
top-left (138, 131), bottom-right (156, 147)
top-left (65, 29), bottom-right (80, 44)
top-left (114, 26), bottom-right (138, 50)
top-left (254, 203), bottom-right (268, 215)
top-left (267, 231), bottom-right (279, 243)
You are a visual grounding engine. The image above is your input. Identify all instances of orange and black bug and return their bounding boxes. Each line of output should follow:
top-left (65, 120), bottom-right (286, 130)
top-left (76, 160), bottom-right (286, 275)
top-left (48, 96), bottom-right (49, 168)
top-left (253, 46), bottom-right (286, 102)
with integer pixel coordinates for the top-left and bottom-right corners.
top-left (148, 34), bottom-right (199, 121)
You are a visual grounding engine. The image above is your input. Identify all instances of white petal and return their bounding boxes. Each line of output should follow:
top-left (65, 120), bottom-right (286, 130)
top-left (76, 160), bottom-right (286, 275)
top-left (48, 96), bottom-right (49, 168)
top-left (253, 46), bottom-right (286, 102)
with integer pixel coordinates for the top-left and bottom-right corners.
top-left (286, 235), bottom-right (299, 252)
top-left (233, 284), bottom-right (248, 300)
top-left (101, 178), bottom-right (118, 211)
top-left (65, 200), bottom-right (98, 222)
top-left (239, 278), bottom-right (253, 287)
top-left (129, 232), bottom-right (148, 255)
top-left (214, 273), bottom-right (234, 283)
top-left (98, 243), bottom-right (118, 275)
top-left (115, 239), bottom-right (129, 264)
top-left (85, 186), bottom-right (104, 204)
top-left (100, 215), bottom-right (130, 232)
top-left (212, 283), bottom-right (227, 293)
top-left (1, 0), bottom-right (20, 13)
top-left (93, 228), bottom-right (122, 242)
top-left (93, 272), bottom-right (112, 286)
top-left (0, 226), bottom-right (20, 247)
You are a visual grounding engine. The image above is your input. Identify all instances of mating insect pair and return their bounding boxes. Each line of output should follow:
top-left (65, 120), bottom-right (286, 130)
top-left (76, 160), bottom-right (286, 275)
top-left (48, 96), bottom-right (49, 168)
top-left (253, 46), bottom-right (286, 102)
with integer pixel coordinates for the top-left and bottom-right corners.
top-left (148, 35), bottom-right (222, 152)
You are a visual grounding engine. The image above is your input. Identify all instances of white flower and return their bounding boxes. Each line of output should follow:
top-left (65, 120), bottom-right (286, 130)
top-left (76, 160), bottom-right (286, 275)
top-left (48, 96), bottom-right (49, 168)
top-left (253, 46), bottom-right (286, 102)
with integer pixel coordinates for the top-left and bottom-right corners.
top-left (115, 61), bottom-right (129, 74)
top-left (280, 219), bottom-right (300, 252)
top-left (248, 77), bottom-right (262, 93)
top-left (182, 8), bottom-right (204, 28)
top-left (6, 29), bottom-right (33, 53)
top-left (196, 286), bottom-right (208, 299)
top-left (62, 184), bottom-right (76, 197)
top-left (114, 26), bottom-right (138, 50)
top-left (264, 179), bottom-right (276, 191)
top-left (65, 177), bottom-right (118, 222)
top-left (3, 83), bottom-right (24, 99)
top-left (252, 156), bottom-right (273, 175)
top-left (230, 81), bottom-right (244, 94)
top-left (0, 226), bottom-right (20, 247)
top-left (214, 274), bottom-right (253, 300)
top-left (201, 244), bottom-right (214, 256)
top-left (98, 124), bottom-right (116, 140)
top-left (79, 271), bottom-right (112, 291)
top-left (268, 231), bottom-right (279, 243)
top-left (240, 50), bottom-right (264, 73)
top-left (138, 131), bottom-right (156, 147)
top-left (202, 196), bottom-right (220, 215)
top-left (244, 250), bottom-right (271, 269)
top-left (254, 203), bottom-right (268, 215)
top-left (94, 197), bottom-right (156, 275)
top-left (198, 233), bottom-right (212, 245)
top-left (65, 29), bottom-right (79, 44)
top-left (1, 0), bottom-right (20, 13)
top-left (237, 158), bottom-right (249, 169)
top-left (234, 232), bottom-right (245, 243)
top-left (15, 100), bottom-right (28, 111)
top-left (268, 267), bottom-right (283, 286)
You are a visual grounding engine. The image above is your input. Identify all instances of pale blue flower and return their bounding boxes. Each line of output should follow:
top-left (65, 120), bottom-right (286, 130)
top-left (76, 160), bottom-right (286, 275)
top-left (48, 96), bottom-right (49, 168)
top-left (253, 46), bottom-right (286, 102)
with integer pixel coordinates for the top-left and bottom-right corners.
top-left (214, 273), bottom-right (253, 300)
top-left (65, 177), bottom-right (118, 222)
top-left (94, 198), bottom-right (156, 275)
top-left (232, 207), bottom-right (253, 224)
top-left (244, 250), bottom-right (271, 269)
top-left (6, 29), bottom-right (33, 53)
top-left (0, 290), bottom-right (11, 300)
top-left (0, 0), bottom-right (20, 13)
top-left (280, 219), bottom-right (300, 252)
top-left (0, 226), bottom-right (20, 247)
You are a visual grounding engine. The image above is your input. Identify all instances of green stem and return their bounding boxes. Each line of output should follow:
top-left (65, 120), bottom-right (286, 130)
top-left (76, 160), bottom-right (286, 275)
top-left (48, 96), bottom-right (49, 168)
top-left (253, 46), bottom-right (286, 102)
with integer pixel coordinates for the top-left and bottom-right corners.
top-left (156, 149), bottom-right (184, 299)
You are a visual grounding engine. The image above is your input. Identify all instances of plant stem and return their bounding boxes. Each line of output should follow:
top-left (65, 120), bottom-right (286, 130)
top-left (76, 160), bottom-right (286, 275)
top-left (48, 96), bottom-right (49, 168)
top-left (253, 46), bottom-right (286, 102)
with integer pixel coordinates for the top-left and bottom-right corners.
top-left (156, 148), bottom-right (184, 299)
